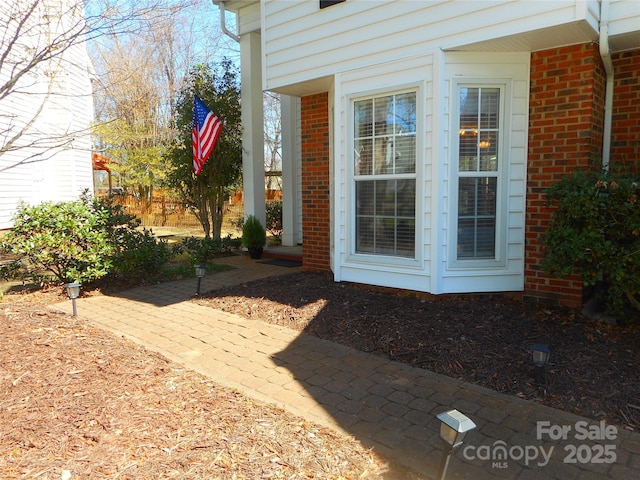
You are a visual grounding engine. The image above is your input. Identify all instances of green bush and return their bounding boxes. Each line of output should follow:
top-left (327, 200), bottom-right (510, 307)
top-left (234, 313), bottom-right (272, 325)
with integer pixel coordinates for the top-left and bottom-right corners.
top-left (2, 200), bottom-right (114, 284)
top-left (241, 215), bottom-right (266, 250)
top-left (84, 194), bottom-right (170, 278)
top-left (266, 200), bottom-right (283, 245)
top-left (175, 235), bottom-right (241, 265)
top-left (111, 228), bottom-right (170, 279)
top-left (542, 170), bottom-right (640, 315)
top-left (1, 194), bottom-right (171, 285)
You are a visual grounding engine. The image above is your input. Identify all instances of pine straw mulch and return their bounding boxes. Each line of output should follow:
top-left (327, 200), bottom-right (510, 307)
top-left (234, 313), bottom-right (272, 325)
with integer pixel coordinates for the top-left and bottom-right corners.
top-left (195, 271), bottom-right (640, 432)
top-left (0, 290), bottom-right (391, 480)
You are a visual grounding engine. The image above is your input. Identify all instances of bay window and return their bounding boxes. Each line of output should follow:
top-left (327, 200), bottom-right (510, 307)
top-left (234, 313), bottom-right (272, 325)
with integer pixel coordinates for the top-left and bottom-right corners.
top-left (353, 91), bottom-right (417, 258)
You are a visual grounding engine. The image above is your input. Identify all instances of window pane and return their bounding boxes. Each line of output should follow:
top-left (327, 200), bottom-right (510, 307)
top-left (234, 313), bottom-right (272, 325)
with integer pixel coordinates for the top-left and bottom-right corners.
top-left (373, 138), bottom-right (391, 175)
top-left (459, 130), bottom-right (478, 172)
top-left (354, 99), bottom-right (373, 137)
top-left (376, 179), bottom-right (395, 216)
top-left (394, 135), bottom-right (416, 173)
top-left (354, 138), bottom-right (371, 175)
top-left (374, 96), bottom-right (392, 136)
top-left (459, 87), bottom-right (478, 129)
top-left (457, 177), bottom-right (496, 259)
top-left (480, 88), bottom-right (500, 129)
top-left (394, 92), bottom-right (416, 133)
top-left (356, 179), bottom-right (415, 257)
top-left (476, 218), bottom-right (496, 257)
top-left (458, 178), bottom-right (476, 216)
top-left (479, 132), bottom-right (498, 171)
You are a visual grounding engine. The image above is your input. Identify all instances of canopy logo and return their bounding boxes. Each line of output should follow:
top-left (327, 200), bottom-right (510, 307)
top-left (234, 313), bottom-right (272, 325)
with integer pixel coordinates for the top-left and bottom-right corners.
top-left (463, 441), bottom-right (553, 468)
top-left (463, 420), bottom-right (618, 469)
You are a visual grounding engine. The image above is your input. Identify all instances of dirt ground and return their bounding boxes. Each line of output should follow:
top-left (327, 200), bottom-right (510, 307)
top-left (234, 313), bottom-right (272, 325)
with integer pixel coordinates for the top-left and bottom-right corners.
top-left (0, 290), bottom-right (393, 480)
top-left (196, 271), bottom-right (640, 433)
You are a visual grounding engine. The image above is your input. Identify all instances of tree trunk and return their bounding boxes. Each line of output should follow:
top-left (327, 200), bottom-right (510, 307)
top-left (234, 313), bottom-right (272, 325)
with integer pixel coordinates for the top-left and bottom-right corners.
top-left (195, 180), bottom-right (211, 237)
top-left (211, 184), bottom-right (225, 240)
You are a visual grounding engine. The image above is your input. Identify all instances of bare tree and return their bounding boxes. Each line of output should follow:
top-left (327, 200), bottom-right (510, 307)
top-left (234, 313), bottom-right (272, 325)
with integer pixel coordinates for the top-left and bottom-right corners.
top-left (90, 1), bottom-right (230, 210)
top-left (264, 91), bottom-right (282, 191)
top-left (0, 0), bottom-right (189, 174)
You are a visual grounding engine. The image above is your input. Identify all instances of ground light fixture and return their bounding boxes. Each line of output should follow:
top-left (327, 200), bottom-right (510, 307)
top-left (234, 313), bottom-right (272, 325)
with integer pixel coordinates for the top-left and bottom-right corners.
top-left (194, 264), bottom-right (207, 296)
top-left (436, 409), bottom-right (476, 480)
top-left (65, 282), bottom-right (81, 317)
top-left (531, 344), bottom-right (551, 385)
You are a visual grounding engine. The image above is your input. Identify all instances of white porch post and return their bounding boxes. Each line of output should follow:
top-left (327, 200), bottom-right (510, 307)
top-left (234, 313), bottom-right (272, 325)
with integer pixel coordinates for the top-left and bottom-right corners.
top-left (280, 94), bottom-right (299, 246)
top-left (240, 31), bottom-right (265, 227)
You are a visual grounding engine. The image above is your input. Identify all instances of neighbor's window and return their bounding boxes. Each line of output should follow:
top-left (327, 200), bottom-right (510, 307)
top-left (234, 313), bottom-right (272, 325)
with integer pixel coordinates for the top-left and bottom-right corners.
top-left (353, 91), bottom-right (416, 257)
top-left (456, 86), bottom-right (501, 259)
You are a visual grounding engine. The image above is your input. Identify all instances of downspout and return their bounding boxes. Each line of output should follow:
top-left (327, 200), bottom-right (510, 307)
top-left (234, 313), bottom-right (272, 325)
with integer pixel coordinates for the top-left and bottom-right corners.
top-left (599, 0), bottom-right (614, 171)
top-left (212, 0), bottom-right (240, 43)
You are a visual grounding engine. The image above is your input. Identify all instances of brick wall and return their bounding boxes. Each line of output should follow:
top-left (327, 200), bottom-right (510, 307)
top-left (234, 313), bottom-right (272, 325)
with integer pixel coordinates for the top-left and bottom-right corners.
top-left (525, 43), bottom-right (606, 306)
top-left (300, 92), bottom-right (331, 271)
top-left (610, 50), bottom-right (640, 169)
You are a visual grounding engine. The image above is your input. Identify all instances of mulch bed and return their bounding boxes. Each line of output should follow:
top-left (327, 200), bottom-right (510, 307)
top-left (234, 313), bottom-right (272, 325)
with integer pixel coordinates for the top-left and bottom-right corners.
top-left (196, 271), bottom-right (640, 432)
top-left (0, 291), bottom-right (390, 479)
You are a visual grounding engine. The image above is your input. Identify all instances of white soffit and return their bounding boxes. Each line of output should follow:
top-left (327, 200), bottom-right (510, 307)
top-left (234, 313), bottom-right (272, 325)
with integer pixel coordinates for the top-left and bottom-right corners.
top-left (445, 21), bottom-right (600, 53)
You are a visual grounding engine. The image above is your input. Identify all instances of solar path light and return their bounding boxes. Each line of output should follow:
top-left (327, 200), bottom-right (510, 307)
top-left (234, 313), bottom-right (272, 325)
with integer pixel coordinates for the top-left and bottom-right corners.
top-left (65, 282), bottom-right (81, 317)
top-left (194, 264), bottom-right (207, 296)
top-left (531, 344), bottom-right (551, 385)
top-left (436, 409), bottom-right (476, 480)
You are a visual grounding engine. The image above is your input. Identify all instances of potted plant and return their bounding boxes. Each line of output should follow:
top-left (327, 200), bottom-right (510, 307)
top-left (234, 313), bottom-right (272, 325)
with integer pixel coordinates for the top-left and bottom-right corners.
top-left (241, 214), bottom-right (266, 259)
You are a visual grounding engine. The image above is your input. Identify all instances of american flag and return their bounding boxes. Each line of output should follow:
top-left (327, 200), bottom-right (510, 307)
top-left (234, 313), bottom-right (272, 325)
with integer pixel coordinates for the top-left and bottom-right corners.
top-left (192, 95), bottom-right (223, 175)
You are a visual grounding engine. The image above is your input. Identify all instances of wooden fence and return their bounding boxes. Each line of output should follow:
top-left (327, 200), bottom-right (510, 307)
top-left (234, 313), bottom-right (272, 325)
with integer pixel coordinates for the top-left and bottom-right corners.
top-left (113, 190), bottom-right (282, 230)
top-left (114, 195), bottom-right (244, 230)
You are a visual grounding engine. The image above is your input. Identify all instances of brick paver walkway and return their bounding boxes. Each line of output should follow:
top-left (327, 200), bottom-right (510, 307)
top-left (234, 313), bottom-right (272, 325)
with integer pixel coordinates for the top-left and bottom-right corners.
top-left (51, 254), bottom-right (640, 479)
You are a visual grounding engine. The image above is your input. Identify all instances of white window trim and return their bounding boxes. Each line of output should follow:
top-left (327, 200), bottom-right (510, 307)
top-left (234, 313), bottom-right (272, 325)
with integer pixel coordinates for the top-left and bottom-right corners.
top-left (448, 78), bottom-right (511, 270)
top-left (346, 84), bottom-right (423, 269)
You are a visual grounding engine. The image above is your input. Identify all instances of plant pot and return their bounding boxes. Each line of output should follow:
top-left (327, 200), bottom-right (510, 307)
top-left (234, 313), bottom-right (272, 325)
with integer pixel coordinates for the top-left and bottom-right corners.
top-left (248, 247), bottom-right (263, 259)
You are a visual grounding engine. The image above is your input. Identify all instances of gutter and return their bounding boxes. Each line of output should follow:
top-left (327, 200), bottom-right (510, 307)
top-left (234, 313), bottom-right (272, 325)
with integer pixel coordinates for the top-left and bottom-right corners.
top-left (212, 0), bottom-right (240, 43)
top-left (599, 0), bottom-right (614, 170)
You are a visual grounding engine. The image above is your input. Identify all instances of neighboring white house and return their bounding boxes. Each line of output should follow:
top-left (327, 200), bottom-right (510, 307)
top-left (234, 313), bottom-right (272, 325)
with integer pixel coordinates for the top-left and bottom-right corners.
top-left (0, 0), bottom-right (94, 230)
top-left (221, 0), bottom-right (640, 307)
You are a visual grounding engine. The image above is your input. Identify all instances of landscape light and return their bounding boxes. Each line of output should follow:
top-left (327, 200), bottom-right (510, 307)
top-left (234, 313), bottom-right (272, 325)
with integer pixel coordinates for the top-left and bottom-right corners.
top-left (65, 282), bottom-right (81, 317)
top-left (436, 409), bottom-right (476, 480)
top-left (531, 344), bottom-right (551, 385)
top-left (194, 264), bottom-right (207, 296)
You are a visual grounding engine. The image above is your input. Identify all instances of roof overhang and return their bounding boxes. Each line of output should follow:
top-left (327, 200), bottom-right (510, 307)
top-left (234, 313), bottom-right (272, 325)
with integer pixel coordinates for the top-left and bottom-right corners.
top-left (444, 19), bottom-right (600, 53)
top-left (211, 0), bottom-right (257, 13)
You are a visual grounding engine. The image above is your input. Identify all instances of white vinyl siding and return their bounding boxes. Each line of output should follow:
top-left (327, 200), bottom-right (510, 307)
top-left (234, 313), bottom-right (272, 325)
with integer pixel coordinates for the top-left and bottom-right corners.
top-left (237, 1), bottom-right (260, 35)
top-left (0, 0), bottom-right (94, 229)
top-left (262, 0), bottom-right (601, 94)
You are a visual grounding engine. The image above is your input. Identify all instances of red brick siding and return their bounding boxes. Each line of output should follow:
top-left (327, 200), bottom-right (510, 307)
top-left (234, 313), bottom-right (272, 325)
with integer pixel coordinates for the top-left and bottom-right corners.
top-left (525, 43), bottom-right (606, 307)
top-left (300, 92), bottom-right (331, 271)
top-left (610, 50), bottom-right (640, 169)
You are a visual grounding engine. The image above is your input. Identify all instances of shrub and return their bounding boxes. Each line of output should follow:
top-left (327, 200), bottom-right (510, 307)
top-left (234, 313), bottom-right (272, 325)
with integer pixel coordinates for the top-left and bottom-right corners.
top-left (2, 200), bottom-right (114, 284)
top-left (111, 228), bottom-right (170, 279)
top-left (241, 215), bottom-right (266, 250)
top-left (266, 200), bottom-right (283, 245)
top-left (542, 170), bottom-right (640, 315)
top-left (1, 194), bottom-right (171, 285)
top-left (176, 235), bottom-right (241, 265)
top-left (86, 194), bottom-right (170, 279)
